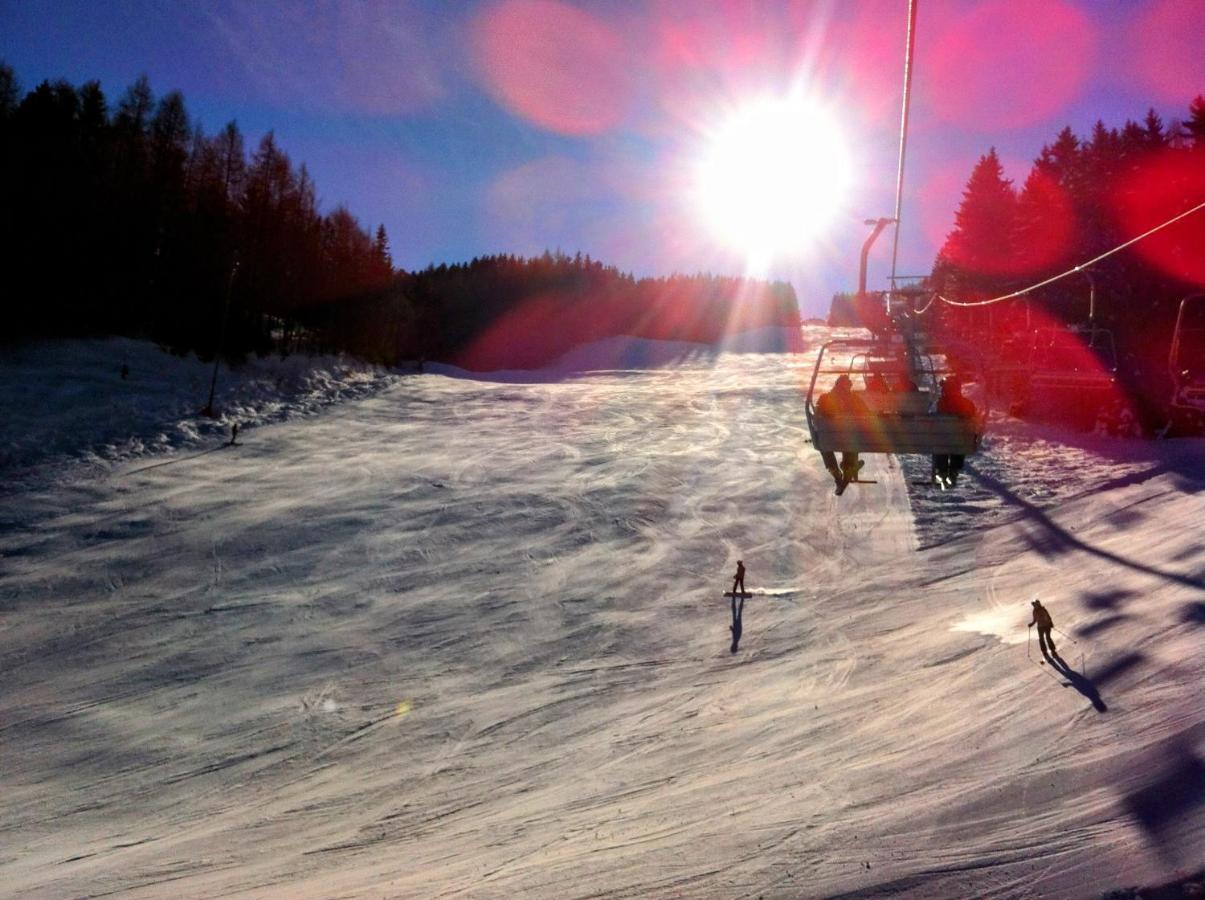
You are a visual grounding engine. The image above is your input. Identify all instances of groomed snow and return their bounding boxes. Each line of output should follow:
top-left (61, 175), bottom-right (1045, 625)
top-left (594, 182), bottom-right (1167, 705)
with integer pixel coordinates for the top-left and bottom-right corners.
top-left (2, 330), bottom-right (1202, 897)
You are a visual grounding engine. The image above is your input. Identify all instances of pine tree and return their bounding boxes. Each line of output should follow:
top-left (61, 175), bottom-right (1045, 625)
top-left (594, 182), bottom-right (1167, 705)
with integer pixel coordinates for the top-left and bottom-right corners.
top-left (0, 62), bottom-right (20, 119)
top-left (1184, 94), bottom-right (1205, 147)
top-left (938, 148), bottom-right (1018, 289)
top-left (1014, 161), bottom-right (1074, 276)
top-left (373, 225), bottom-right (393, 276)
top-left (1142, 108), bottom-right (1166, 149)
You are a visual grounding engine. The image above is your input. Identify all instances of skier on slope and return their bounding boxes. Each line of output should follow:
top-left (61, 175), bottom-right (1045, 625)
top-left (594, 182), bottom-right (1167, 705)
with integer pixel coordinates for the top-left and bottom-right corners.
top-left (1029, 599), bottom-right (1057, 657)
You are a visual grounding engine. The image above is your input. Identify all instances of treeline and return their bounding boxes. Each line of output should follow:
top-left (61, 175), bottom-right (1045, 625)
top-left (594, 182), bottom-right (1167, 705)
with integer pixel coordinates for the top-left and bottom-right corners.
top-left (0, 65), bottom-right (800, 369)
top-left (0, 65), bottom-right (392, 359)
top-left (930, 95), bottom-right (1205, 414)
top-left (402, 253), bottom-right (800, 370)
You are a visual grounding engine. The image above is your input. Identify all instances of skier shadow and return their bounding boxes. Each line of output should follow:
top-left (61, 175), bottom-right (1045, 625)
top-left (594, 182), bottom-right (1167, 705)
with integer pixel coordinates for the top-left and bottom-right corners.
top-left (729, 595), bottom-right (745, 653)
top-left (1041, 645), bottom-right (1107, 712)
top-left (122, 442), bottom-right (231, 476)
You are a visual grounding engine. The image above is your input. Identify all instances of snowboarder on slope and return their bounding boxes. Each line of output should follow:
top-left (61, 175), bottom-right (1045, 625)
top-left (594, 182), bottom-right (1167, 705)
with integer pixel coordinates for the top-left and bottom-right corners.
top-left (816, 374), bottom-right (870, 490)
top-left (1029, 599), bottom-right (1057, 656)
top-left (732, 560), bottom-right (746, 597)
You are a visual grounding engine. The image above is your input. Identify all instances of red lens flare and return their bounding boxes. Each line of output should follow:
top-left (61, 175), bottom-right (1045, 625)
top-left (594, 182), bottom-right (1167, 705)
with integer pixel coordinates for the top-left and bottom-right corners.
top-left (1016, 306), bottom-right (1127, 418)
top-left (931, 154), bottom-right (1035, 278)
top-left (918, 166), bottom-right (971, 261)
top-left (471, 0), bottom-right (632, 136)
top-left (456, 292), bottom-right (613, 371)
top-left (821, 3), bottom-right (911, 130)
top-left (1126, 0), bottom-right (1205, 103)
top-left (1111, 150), bottom-right (1205, 287)
top-left (927, 0), bottom-right (1095, 130)
top-left (456, 283), bottom-right (800, 371)
top-left (942, 303), bottom-right (1130, 430)
top-left (1013, 167), bottom-right (1077, 276)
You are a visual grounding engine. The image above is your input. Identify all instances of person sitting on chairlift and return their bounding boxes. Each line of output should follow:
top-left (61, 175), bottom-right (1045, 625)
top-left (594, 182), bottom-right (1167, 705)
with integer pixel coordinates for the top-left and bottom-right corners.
top-left (816, 374), bottom-right (870, 488)
top-left (933, 376), bottom-right (976, 486)
top-left (866, 372), bottom-right (890, 393)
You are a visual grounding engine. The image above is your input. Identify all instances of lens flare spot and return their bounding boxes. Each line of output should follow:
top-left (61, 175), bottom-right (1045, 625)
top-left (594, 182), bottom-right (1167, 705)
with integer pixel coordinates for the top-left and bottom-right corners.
top-left (928, 0), bottom-right (1094, 129)
top-left (1127, 0), bottom-right (1205, 102)
top-left (1014, 168), bottom-right (1077, 275)
top-left (1111, 150), bottom-right (1205, 287)
top-left (472, 0), bottom-right (631, 135)
top-left (394, 700), bottom-right (412, 719)
top-left (918, 166), bottom-right (971, 262)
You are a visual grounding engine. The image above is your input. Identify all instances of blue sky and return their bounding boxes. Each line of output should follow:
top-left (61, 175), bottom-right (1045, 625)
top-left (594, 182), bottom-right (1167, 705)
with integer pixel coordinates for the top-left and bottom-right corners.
top-left (2, 0), bottom-right (1202, 315)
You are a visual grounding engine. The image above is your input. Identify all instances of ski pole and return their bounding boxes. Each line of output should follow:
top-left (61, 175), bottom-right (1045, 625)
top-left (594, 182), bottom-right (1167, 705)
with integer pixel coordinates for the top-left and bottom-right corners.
top-left (1027, 624), bottom-right (1031, 660)
top-left (1053, 626), bottom-right (1079, 644)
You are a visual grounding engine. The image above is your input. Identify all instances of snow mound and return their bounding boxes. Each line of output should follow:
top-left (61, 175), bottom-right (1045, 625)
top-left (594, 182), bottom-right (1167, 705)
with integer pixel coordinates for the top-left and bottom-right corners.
top-left (0, 337), bottom-right (397, 478)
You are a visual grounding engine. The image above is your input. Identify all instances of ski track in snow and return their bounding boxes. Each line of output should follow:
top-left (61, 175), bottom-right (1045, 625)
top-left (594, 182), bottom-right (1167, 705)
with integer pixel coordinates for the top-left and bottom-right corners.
top-left (1, 328), bottom-right (1203, 897)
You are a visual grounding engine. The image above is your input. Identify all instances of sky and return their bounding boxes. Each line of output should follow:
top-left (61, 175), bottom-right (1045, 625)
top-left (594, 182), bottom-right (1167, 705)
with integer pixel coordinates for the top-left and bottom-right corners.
top-left (2, 0), bottom-right (1202, 316)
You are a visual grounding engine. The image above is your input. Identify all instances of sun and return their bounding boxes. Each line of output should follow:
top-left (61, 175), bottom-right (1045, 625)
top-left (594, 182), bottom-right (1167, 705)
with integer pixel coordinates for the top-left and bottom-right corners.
top-left (694, 95), bottom-right (853, 268)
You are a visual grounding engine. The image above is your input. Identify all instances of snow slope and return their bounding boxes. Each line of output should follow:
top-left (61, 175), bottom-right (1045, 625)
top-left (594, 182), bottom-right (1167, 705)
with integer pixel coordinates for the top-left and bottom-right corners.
top-left (2, 331), bottom-right (1203, 897)
top-left (0, 337), bottom-right (397, 477)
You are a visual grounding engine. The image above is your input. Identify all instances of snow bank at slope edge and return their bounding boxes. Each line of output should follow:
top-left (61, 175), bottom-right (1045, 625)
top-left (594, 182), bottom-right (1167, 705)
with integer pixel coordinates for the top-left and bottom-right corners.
top-left (0, 336), bottom-right (398, 476)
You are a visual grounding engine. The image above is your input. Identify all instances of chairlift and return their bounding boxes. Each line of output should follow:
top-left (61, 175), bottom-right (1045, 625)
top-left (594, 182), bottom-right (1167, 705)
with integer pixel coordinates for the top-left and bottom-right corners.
top-left (1167, 293), bottom-right (1205, 435)
top-left (806, 0), bottom-right (990, 486)
top-left (1019, 323), bottom-right (1120, 429)
top-left (804, 337), bottom-right (986, 481)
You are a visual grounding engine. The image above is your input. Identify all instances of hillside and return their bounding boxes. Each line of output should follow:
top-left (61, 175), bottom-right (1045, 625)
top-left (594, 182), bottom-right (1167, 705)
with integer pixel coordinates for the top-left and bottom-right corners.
top-left (1, 332), bottom-right (1202, 897)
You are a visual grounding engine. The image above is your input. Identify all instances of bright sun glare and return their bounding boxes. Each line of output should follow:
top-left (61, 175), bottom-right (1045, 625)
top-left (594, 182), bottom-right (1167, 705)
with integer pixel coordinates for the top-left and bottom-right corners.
top-left (695, 96), bottom-right (853, 269)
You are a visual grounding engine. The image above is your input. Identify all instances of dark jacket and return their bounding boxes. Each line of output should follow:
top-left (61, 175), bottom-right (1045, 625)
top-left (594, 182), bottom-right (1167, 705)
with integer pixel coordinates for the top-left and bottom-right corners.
top-left (817, 386), bottom-right (870, 417)
top-left (937, 384), bottom-right (976, 418)
top-left (1030, 604), bottom-right (1053, 629)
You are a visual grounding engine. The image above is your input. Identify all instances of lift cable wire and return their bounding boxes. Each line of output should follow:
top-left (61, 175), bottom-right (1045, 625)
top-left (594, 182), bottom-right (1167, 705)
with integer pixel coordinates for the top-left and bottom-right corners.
top-left (929, 198), bottom-right (1205, 311)
top-left (910, 293), bottom-right (938, 315)
top-left (888, 0), bottom-right (919, 312)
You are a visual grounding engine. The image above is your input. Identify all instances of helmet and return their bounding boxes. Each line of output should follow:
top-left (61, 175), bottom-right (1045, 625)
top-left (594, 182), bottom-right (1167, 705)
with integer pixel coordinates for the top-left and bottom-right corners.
top-left (1032, 599), bottom-right (1040, 606)
top-left (835, 374), bottom-right (852, 390)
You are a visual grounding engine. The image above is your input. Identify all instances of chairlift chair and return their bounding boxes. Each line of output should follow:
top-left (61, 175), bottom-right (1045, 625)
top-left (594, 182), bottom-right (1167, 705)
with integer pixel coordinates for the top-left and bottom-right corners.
top-left (1167, 293), bottom-right (1205, 435)
top-left (804, 337), bottom-right (986, 485)
top-left (1020, 323), bottom-right (1120, 429)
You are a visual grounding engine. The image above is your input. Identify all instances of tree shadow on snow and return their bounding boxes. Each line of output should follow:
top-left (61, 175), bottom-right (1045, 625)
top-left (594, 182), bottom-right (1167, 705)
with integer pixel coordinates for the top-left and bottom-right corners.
top-left (973, 469), bottom-right (1205, 592)
top-left (1122, 746), bottom-right (1205, 867)
top-left (1075, 613), bottom-right (1130, 638)
top-left (1181, 602), bottom-right (1205, 625)
top-left (1080, 587), bottom-right (1136, 611)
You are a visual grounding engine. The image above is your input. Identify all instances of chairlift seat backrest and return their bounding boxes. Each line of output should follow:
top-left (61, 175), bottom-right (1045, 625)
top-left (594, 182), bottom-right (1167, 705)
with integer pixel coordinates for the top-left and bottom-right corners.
top-left (858, 390), bottom-right (931, 416)
top-left (810, 410), bottom-right (981, 455)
